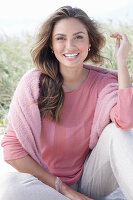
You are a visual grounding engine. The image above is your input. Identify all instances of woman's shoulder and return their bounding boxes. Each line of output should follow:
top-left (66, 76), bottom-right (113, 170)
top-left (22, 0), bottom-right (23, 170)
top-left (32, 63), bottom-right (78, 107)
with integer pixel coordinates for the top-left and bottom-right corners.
top-left (13, 68), bottom-right (41, 100)
top-left (17, 68), bottom-right (41, 89)
top-left (84, 64), bottom-right (118, 94)
top-left (20, 68), bottom-right (41, 82)
top-left (84, 64), bottom-right (118, 82)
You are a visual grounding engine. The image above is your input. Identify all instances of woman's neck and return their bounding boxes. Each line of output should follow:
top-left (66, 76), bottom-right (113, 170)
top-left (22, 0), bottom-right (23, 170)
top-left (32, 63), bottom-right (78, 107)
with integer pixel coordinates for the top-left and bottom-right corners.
top-left (61, 66), bottom-right (89, 93)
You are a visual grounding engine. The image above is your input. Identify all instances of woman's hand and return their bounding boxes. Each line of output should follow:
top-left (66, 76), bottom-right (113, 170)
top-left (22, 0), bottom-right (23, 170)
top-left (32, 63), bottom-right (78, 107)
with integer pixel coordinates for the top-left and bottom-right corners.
top-left (110, 32), bottom-right (131, 64)
top-left (62, 183), bottom-right (94, 200)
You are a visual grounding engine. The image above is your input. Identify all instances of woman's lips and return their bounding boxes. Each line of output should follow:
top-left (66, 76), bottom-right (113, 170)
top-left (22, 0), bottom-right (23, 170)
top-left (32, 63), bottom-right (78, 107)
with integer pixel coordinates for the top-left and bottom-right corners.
top-left (63, 53), bottom-right (79, 59)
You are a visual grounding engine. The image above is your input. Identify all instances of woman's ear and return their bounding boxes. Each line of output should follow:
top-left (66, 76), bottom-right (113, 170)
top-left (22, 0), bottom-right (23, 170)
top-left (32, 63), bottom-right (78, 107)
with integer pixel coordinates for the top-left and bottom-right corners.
top-left (50, 44), bottom-right (54, 53)
top-left (49, 40), bottom-right (53, 49)
top-left (49, 45), bottom-right (53, 53)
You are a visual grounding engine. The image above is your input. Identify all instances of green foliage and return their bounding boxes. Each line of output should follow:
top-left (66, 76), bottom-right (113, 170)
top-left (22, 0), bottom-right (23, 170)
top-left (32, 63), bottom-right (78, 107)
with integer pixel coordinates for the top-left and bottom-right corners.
top-left (0, 34), bottom-right (33, 133)
top-left (0, 22), bottom-right (133, 133)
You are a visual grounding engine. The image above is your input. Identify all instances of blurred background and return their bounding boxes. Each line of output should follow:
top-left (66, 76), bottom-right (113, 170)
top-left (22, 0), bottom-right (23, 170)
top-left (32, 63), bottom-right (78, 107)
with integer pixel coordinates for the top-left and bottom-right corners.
top-left (0, 0), bottom-right (133, 132)
top-left (0, 0), bottom-right (133, 36)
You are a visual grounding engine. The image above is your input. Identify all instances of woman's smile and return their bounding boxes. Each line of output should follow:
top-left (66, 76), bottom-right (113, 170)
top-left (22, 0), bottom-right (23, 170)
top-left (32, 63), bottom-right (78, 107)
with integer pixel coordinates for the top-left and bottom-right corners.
top-left (51, 18), bottom-right (91, 69)
top-left (63, 52), bottom-right (79, 60)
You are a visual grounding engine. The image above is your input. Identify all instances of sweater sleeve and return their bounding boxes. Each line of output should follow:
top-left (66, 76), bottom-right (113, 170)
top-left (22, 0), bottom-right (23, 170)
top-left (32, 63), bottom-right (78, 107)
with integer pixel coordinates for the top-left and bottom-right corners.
top-left (1, 123), bottom-right (28, 161)
top-left (97, 72), bottom-right (133, 130)
top-left (110, 88), bottom-right (133, 129)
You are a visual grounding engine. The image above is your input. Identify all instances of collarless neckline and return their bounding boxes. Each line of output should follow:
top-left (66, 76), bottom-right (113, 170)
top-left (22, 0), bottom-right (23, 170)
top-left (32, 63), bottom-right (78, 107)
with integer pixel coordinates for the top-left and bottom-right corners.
top-left (64, 67), bottom-right (91, 95)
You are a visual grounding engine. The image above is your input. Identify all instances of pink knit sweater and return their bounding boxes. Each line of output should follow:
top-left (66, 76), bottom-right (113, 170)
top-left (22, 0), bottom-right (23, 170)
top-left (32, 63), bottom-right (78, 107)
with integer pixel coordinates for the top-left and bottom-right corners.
top-left (1, 65), bottom-right (133, 185)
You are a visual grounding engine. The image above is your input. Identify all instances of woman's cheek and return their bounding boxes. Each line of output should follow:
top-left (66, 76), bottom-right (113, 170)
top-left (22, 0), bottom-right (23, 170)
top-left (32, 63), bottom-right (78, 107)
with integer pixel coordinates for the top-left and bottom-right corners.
top-left (54, 44), bottom-right (64, 54)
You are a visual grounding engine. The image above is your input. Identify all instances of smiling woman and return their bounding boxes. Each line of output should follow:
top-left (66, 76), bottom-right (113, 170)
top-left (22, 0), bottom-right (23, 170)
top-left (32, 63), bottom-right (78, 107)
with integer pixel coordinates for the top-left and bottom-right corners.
top-left (0, 5), bottom-right (133, 200)
top-left (51, 18), bottom-right (91, 92)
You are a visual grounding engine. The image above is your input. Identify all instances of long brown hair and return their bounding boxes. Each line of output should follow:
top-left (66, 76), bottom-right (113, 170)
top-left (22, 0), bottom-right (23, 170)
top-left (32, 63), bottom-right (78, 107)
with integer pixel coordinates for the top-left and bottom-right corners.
top-left (31, 6), bottom-right (106, 122)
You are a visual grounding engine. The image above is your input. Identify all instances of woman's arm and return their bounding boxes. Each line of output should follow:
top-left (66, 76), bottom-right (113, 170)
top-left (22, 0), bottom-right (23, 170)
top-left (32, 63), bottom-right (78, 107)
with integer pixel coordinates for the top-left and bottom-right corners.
top-left (110, 33), bottom-right (133, 129)
top-left (7, 155), bottom-right (93, 200)
top-left (110, 32), bottom-right (132, 89)
top-left (7, 155), bottom-right (56, 189)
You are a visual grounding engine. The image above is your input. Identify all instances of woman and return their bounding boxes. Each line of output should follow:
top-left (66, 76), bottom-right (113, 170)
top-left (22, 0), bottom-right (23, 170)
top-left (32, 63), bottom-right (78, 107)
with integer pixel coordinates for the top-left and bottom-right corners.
top-left (0, 5), bottom-right (133, 200)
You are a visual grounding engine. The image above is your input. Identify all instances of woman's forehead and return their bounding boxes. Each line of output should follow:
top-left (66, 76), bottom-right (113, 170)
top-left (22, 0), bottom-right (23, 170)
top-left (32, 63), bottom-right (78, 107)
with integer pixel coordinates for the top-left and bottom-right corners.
top-left (52, 18), bottom-right (87, 35)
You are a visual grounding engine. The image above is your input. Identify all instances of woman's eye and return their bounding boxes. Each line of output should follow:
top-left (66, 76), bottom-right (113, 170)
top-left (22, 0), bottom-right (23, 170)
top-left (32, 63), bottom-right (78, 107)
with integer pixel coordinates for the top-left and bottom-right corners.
top-left (56, 37), bottom-right (65, 41)
top-left (75, 35), bottom-right (83, 39)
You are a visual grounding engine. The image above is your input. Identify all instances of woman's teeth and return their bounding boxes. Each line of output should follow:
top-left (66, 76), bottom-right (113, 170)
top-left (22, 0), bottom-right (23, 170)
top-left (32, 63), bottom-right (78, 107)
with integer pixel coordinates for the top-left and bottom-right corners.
top-left (64, 53), bottom-right (78, 57)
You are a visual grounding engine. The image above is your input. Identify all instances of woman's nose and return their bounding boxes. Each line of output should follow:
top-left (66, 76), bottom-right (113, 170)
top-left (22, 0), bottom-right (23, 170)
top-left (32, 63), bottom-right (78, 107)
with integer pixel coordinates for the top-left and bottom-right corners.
top-left (66, 39), bottom-right (75, 50)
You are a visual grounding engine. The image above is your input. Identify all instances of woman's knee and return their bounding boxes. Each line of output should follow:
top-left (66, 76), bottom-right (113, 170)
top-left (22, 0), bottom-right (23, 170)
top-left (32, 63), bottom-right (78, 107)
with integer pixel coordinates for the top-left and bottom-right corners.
top-left (105, 123), bottom-right (133, 145)
top-left (100, 122), bottom-right (133, 143)
top-left (101, 123), bottom-right (133, 164)
top-left (94, 122), bottom-right (133, 163)
top-left (0, 172), bottom-right (18, 200)
top-left (100, 122), bottom-right (116, 138)
top-left (0, 172), bottom-right (36, 200)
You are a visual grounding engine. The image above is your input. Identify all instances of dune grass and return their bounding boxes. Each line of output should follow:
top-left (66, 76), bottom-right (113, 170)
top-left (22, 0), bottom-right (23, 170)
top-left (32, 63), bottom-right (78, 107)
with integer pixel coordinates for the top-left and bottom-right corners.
top-left (0, 34), bottom-right (33, 133)
top-left (0, 21), bottom-right (133, 133)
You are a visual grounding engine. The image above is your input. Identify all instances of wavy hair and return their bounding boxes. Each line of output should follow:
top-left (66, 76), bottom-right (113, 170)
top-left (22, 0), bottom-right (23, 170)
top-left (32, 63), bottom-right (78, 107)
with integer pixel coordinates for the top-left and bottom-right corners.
top-left (31, 6), bottom-right (106, 122)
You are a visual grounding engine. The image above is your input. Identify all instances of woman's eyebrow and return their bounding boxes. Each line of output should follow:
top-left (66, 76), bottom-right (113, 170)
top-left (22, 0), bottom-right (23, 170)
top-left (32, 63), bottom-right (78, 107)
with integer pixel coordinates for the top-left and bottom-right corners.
top-left (54, 33), bottom-right (65, 37)
top-left (73, 31), bottom-right (86, 35)
top-left (54, 31), bottom-right (86, 37)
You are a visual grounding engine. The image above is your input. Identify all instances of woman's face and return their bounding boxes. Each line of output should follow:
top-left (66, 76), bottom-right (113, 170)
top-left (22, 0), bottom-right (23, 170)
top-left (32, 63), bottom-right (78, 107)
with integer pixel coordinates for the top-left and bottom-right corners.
top-left (51, 18), bottom-right (91, 70)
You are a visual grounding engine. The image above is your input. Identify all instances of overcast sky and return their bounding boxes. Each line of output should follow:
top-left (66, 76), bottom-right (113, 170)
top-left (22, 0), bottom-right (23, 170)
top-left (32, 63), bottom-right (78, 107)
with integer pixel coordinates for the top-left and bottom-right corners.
top-left (0, 0), bottom-right (133, 36)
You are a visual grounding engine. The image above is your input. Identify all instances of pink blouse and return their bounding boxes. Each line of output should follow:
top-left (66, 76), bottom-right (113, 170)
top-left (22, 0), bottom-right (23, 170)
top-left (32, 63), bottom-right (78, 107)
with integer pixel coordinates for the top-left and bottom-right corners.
top-left (1, 69), bottom-right (133, 185)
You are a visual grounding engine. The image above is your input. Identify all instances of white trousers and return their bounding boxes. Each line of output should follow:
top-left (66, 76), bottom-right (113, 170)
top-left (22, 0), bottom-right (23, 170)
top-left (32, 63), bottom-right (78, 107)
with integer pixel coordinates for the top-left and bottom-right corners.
top-left (0, 123), bottom-right (133, 200)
